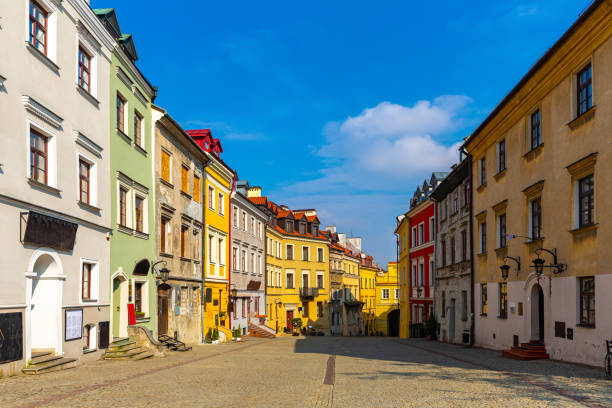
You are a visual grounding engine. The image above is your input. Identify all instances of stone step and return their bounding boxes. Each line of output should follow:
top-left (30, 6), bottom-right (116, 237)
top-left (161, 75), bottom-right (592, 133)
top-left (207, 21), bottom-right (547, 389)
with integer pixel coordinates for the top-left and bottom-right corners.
top-left (104, 348), bottom-right (149, 359)
top-left (31, 354), bottom-right (63, 365)
top-left (22, 357), bottom-right (77, 375)
top-left (502, 349), bottom-right (549, 361)
top-left (31, 350), bottom-right (53, 359)
top-left (108, 340), bottom-right (136, 350)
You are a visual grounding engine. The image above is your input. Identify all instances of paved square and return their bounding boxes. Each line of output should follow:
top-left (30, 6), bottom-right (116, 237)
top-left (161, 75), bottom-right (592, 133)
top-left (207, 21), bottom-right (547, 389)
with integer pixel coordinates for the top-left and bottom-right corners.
top-left (1, 337), bottom-right (610, 407)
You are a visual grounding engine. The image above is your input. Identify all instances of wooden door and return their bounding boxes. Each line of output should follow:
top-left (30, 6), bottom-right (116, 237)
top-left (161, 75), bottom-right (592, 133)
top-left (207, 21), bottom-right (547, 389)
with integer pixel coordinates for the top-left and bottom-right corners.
top-left (287, 310), bottom-right (294, 330)
top-left (157, 286), bottom-right (169, 336)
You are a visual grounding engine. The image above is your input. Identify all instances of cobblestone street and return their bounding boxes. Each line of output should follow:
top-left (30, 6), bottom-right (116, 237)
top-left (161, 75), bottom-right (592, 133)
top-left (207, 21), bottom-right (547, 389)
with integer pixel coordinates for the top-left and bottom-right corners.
top-left (1, 337), bottom-right (611, 408)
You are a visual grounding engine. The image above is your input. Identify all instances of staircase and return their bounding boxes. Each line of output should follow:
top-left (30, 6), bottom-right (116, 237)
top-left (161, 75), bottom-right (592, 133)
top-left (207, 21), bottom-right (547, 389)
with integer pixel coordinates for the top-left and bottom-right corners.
top-left (502, 341), bottom-right (550, 360)
top-left (158, 334), bottom-right (192, 351)
top-left (22, 350), bottom-right (76, 375)
top-left (103, 337), bottom-right (154, 361)
top-left (248, 322), bottom-right (276, 339)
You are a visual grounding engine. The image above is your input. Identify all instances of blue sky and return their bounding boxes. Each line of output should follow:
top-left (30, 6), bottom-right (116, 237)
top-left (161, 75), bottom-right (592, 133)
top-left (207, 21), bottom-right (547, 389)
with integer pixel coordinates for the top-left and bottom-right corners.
top-left (92, 0), bottom-right (592, 266)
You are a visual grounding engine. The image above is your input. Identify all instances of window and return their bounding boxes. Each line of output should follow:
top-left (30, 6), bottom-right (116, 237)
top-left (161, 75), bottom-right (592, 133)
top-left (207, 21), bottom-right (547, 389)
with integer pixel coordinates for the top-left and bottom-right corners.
top-left (461, 290), bottom-right (468, 321)
top-left (161, 150), bottom-right (171, 183)
top-left (250, 253), bottom-right (255, 274)
top-left (286, 271), bottom-right (294, 289)
top-left (453, 192), bottom-right (458, 214)
top-left (83, 325), bottom-right (91, 350)
top-left (232, 247), bottom-right (237, 270)
top-left (412, 264), bottom-right (417, 287)
top-left (208, 186), bottom-right (214, 210)
top-left (302, 273), bottom-right (309, 288)
top-left (241, 250), bottom-right (246, 271)
top-left (479, 157), bottom-right (486, 186)
top-left (286, 244), bottom-right (293, 260)
top-left (382, 289), bottom-right (390, 300)
top-left (79, 159), bottom-right (90, 203)
top-left (134, 196), bottom-right (144, 232)
top-left (232, 206), bottom-right (238, 227)
top-left (317, 274), bottom-right (324, 289)
top-left (577, 63), bottom-right (592, 116)
top-left (218, 238), bottom-right (224, 264)
top-left (181, 225), bottom-right (188, 258)
top-left (481, 283), bottom-right (488, 315)
top-left (441, 239), bottom-right (446, 266)
top-left (418, 223), bottom-right (424, 245)
top-left (82, 263), bottom-right (92, 300)
top-left (242, 211), bottom-right (247, 231)
top-left (251, 217), bottom-right (255, 235)
top-left (499, 282), bottom-right (508, 318)
top-left (317, 248), bottom-right (324, 262)
top-left (302, 302), bottom-right (309, 318)
top-left (530, 109), bottom-right (541, 150)
top-left (208, 235), bottom-right (215, 263)
top-left (498, 214), bottom-right (506, 248)
top-left (317, 302), bottom-right (323, 317)
top-left (464, 180), bottom-right (471, 207)
top-left (461, 230), bottom-right (467, 261)
top-left (299, 223), bottom-right (305, 234)
top-left (286, 220), bottom-right (293, 233)
top-left (441, 291), bottom-right (446, 317)
top-left (193, 175), bottom-right (201, 203)
top-left (530, 198), bottom-right (542, 240)
top-left (29, 2), bottom-right (47, 54)
top-left (394, 288), bottom-right (400, 299)
top-left (302, 246), bottom-right (309, 261)
top-left (116, 94), bottom-right (126, 133)
top-left (579, 277), bottom-right (595, 326)
top-left (578, 175), bottom-right (594, 227)
top-left (134, 111), bottom-right (143, 147)
top-left (313, 224), bottom-right (318, 236)
top-left (218, 193), bottom-right (224, 215)
top-left (497, 139), bottom-right (506, 172)
top-left (181, 166), bottom-right (189, 194)
top-left (429, 218), bottom-right (434, 241)
top-left (450, 236), bottom-right (456, 265)
top-left (30, 129), bottom-right (48, 184)
top-left (258, 254), bottom-right (262, 275)
top-left (480, 221), bottom-right (487, 253)
top-left (419, 263), bottom-right (424, 287)
top-left (134, 282), bottom-right (144, 314)
top-left (78, 47), bottom-right (91, 92)
top-left (160, 217), bottom-right (169, 253)
top-left (411, 227), bottom-right (417, 247)
top-left (119, 187), bottom-right (128, 226)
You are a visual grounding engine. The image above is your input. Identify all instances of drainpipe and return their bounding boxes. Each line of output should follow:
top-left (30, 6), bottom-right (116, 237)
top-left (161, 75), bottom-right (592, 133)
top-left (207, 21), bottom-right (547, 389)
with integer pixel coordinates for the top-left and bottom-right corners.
top-left (460, 146), bottom-right (475, 347)
top-left (228, 171), bottom-right (237, 331)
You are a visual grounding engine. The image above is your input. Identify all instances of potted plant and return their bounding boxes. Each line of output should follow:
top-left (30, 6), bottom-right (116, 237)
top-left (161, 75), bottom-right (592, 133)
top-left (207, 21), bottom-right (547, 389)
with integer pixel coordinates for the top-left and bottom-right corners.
top-left (425, 315), bottom-right (437, 340)
top-left (212, 327), bottom-right (219, 344)
top-left (291, 318), bottom-right (303, 336)
top-left (135, 311), bottom-right (145, 319)
top-left (205, 328), bottom-right (212, 344)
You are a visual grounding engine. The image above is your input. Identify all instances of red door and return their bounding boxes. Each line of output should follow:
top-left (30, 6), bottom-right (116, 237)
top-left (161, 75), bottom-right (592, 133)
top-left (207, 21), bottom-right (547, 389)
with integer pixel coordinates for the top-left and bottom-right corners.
top-left (286, 310), bottom-right (294, 330)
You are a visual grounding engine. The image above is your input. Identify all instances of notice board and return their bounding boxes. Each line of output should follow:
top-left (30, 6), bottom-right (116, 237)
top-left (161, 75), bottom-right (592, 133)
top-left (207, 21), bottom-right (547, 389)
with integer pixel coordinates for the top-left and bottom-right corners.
top-left (65, 308), bottom-right (83, 341)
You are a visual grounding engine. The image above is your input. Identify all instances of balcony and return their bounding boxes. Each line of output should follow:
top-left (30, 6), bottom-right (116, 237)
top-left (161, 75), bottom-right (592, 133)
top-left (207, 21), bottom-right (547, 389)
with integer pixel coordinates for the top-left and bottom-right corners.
top-left (299, 287), bottom-right (319, 298)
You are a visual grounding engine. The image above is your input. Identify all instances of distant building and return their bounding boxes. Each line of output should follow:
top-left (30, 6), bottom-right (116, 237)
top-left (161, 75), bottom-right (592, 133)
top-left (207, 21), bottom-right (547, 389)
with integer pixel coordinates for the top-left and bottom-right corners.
top-left (375, 262), bottom-right (400, 336)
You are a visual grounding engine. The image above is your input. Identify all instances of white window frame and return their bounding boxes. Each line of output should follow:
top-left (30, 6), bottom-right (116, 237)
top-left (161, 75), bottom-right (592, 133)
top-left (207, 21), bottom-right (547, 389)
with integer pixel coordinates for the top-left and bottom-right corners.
top-left (418, 222), bottom-right (424, 245)
top-left (479, 221), bottom-right (486, 253)
top-left (26, 119), bottom-right (58, 188)
top-left (496, 139), bottom-right (506, 173)
top-left (218, 192), bottom-right (224, 216)
top-left (302, 245), bottom-right (310, 261)
top-left (117, 181), bottom-right (132, 228)
top-left (286, 269), bottom-right (295, 289)
top-left (133, 191), bottom-right (148, 234)
top-left (394, 288), bottom-right (400, 299)
top-left (132, 278), bottom-right (149, 318)
top-left (412, 261), bottom-right (417, 287)
top-left (382, 288), bottom-right (390, 300)
top-left (317, 247), bottom-right (324, 262)
top-left (411, 227), bottom-right (417, 248)
top-left (208, 186), bottom-right (215, 211)
top-left (75, 36), bottom-right (98, 98)
top-left (286, 244), bottom-right (294, 260)
top-left (75, 150), bottom-right (98, 207)
top-left (79, 258), bottom-right (99, 303)
top-left (429, 217), bottom-right (435, 241)
top-left (301, 270), bottom-right (310, 288)
top-left (419, 260), bottom-right (424, 287)
top-left (232, 206), bottom-right (238, 228)
top-left (479, 156), bottom-right (486, 186)
top-left (25, 0), bottom-right (58, 63)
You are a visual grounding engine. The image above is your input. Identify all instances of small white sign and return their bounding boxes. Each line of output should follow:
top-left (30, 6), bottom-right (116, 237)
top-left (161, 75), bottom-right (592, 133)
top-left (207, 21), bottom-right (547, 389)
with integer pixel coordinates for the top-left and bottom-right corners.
top-left (65, 309), bottom-right (83, 341)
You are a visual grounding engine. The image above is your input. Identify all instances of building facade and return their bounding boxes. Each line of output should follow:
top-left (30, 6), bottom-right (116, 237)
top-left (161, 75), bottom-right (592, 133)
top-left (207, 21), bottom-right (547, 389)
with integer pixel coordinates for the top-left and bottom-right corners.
top-left (186, 129), bottom-right (234, 341)
top-left (152, 108), bottom-right (207, 344)
top-left (249, 192), bottom-right (331, 334)
top-left (359, 256), bottom-right (379, 336)
top-left (464, 0), bottom-right (612, 367)
top-left (94, 8), bottom-right (157, 340)
top-left (395, 214), bottom-right (410, 338)
top-left (0, 0), bottom-right (114, 373)
top-left (431, 159), bottom-right (472, 345)
top-left (375, 262), bottom-right (400, 336)
top-left (230, 181), bottom-right (268, 336)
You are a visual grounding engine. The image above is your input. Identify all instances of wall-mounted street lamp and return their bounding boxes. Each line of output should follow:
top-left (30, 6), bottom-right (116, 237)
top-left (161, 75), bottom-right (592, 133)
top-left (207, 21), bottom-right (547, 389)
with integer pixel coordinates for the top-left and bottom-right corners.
top-left (500, 256), bottom-right (521, 280)
top-left (416, 287), bottom-right (423, 297)
top-left (532, 248), bottom-right (566, 276)
top-left (231, 288), bottom-right (238, 299)
top-left (152, 260), bottom-right (170, 282)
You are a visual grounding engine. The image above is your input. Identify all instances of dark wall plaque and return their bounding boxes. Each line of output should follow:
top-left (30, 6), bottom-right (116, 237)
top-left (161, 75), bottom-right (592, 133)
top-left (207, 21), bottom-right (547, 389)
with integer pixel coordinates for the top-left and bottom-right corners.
top-left (23, 211), bottom-right (78, 251)
top-left (0, 312), bottom-right (23, 364)
top-left (554, 321), bottom-right (566, 338)
top-left (98, 321), bottom-right (109, 349)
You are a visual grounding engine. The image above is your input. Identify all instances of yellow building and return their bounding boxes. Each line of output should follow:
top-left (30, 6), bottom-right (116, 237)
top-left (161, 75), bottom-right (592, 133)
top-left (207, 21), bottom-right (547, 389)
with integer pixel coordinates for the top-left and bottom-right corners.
top-left (248, 192), bottom-right (331, 334)
top-left (395, 214), bottom-right (410, 338)
top-left (359, 256), bottom-right (378, 336)
top-left (375, 262), bottom-right (400, 336)
top-left (186, 129), bottom-right (234, 340)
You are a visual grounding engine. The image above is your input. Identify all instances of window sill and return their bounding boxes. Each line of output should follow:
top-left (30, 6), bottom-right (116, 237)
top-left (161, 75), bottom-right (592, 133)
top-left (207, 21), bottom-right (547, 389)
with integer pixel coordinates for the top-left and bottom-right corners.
top-left (477, 251), bottom-right (487, 258)
top-left (116, 128), bottom-right (131, 144)
top-left (134, 230), bottom-right (149, 240)
top-left (117, 224), bottom-right (134, 235)
top-left (134, 143), bottom-right (147, 157)
top-left (76, 84), bottom-right (99, 106)
top-left (25, 41), bottom-right (60, 73)
top-left (180, 190), bottom-right (192, 200)
top-left (493, 168), bottom-right (507, 182)
top-left (569, 223), bottom-right (598, 236)
top-left (524, 237), bottom-right (544, 245)
top-left (476, 183), bottom-right (487, 193)
top-left (180, 256), bottom-right (191, 262)
top-left (523, 143), bottom-right (544, 160)
top-left (78, 200), bottom-right (101, 214)
top-left (576, 323), bottom-right (596, 329)
top-left (135, 317), bottom-right (151, 323)
top-left (160, 178), bottom-right (174, 189)
top-left (494, 247), bottom-right (508, 256)
top-left (568, 106), bottom-right (596, 130)
top-left (160, 252), bottom-right (173, 258)
top-left (497, 315), bottom-right (508, 320)
top-left (28, 178), bottom-right (61, 196)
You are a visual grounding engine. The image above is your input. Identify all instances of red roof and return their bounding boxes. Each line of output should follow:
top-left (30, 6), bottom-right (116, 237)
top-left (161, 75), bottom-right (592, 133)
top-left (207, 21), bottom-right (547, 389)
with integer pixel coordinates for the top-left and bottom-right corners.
top-left (248, 196), bottom-right (268, 205)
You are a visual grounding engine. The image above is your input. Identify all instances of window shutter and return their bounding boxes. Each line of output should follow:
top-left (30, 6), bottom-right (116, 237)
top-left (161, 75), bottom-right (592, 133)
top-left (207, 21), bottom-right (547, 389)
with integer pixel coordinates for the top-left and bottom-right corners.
top-left (181, 166), bottom-right (188, 193)
top-left (161, 150), bottom-right (170, 181)
top-left (193, 175), bottom-right (200, 202)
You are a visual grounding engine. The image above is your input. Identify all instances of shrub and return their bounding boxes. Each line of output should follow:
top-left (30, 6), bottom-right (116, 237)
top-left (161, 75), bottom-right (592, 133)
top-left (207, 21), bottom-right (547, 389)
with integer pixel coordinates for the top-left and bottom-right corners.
top-left (212, 328), bottom-right (219, 341)
top-left (425, 315), bottom-right (437, 339)
top-left (205, 328), bottom-right (212, 343)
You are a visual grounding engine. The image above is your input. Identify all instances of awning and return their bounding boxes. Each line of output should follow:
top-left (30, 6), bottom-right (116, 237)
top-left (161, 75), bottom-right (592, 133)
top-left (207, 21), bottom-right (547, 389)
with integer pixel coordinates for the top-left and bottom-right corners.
top-left (246, 280), bottom-right (261, 291)
top-left (22, 211), bottom-right (78, 251)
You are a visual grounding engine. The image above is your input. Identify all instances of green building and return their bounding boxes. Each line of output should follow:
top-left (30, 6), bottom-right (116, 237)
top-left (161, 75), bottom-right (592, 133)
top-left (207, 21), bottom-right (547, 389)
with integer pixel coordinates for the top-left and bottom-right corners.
top-left (94, 9), bottom-right (157, 339)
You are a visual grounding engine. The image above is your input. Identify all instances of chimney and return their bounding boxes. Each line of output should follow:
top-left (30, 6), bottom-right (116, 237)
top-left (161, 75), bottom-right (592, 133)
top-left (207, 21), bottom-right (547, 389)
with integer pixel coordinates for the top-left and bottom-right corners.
top-left (325, 225), bottom-right (337, 234)
top-left (247, 186), bottom-right (262, 197)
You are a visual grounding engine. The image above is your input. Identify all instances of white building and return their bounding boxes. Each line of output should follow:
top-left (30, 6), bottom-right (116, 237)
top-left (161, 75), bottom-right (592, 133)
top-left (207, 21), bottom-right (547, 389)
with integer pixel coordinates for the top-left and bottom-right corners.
top-left (0, 0), bottom-right (114, 374)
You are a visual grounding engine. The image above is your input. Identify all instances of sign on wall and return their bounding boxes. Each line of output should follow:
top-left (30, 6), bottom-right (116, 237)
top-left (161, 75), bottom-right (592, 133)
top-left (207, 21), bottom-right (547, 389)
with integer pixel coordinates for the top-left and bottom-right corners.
top-left (0, 312), bottom-right (23, 364)
top-left (65, 309), bottom-right (83, 341)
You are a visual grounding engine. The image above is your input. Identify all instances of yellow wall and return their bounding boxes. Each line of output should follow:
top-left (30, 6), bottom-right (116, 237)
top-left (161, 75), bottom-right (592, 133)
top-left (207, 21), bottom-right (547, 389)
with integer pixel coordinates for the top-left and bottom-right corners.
top-left (265, 228), bottom-right (330, 333)
top-left (359, 265), bottom-right (378, 335)
top-left (395, 216), bottom-right (411, 338)
top-left (375, 262), bottom-right (399, 335)
top-left (203, 160), bottom-right (233, 334)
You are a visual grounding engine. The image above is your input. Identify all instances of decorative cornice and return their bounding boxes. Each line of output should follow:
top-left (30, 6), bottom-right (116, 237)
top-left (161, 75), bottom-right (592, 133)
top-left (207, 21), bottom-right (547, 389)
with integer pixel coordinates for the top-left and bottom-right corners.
top-left (74, 131), bottom-right (103, 158)
top-left (492, 199), bottom-right (508, 213)
top-left (67, 0), bottom-right (115, 52)
top-left (132, 85), bottom-right (147, 106)
top-left (566, 152), bottom-right (598, 177)
top-left (22, 95), bottom-right (63, 129)
top-left (521, 180), bottom-right (545, 197)
top-left (115, 66), bottom-right (133, 88)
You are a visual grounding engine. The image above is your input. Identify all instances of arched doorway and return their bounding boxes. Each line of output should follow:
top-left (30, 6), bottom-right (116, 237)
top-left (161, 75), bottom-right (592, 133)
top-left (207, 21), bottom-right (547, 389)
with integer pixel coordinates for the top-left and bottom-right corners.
top-left (388, 309), bottom-right (400, 337)
top-left (30, 252), bottom-right (62, 353)
top-left (112, 273), bottom-right (128, 338)
top-left (530, 284), bottom-right (545, 342)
